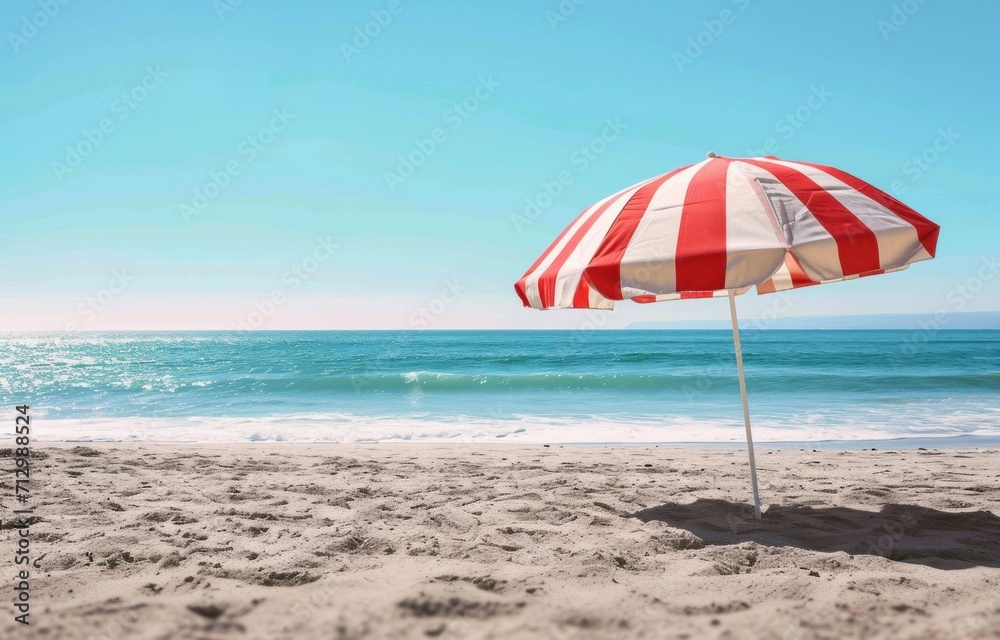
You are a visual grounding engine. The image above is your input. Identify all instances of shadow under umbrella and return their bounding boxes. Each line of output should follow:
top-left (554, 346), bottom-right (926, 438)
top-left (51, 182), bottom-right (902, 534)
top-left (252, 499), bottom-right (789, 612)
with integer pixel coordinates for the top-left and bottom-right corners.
top-left (629, 498), bottom-right (1000, 570)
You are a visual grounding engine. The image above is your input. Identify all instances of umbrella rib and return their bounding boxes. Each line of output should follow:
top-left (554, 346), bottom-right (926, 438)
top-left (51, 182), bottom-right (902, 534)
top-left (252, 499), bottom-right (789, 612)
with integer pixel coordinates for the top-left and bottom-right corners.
top-left (736, 161), bottom-right (791, 253)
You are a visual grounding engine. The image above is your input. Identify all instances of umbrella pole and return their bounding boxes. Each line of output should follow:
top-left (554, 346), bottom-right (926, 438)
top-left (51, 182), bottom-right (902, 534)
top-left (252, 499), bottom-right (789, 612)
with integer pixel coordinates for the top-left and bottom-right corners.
top-left (728, 290), bottom-right (762, 520)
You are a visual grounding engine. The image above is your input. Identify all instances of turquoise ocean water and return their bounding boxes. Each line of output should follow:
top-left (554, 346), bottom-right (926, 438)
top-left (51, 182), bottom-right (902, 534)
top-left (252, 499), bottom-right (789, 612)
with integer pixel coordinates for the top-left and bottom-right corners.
top-left (2, 330), bottom-right (998, 443)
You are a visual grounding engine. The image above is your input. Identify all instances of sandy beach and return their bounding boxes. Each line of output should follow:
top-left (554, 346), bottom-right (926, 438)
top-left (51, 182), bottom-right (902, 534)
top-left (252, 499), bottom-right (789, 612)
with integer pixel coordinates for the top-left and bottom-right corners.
top-left (4, 443), bottom-right (1000, 639)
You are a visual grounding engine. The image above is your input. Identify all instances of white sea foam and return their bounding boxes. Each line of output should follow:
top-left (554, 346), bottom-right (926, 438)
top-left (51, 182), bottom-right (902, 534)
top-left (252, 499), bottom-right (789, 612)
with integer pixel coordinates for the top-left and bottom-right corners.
top-left (32, 411), bottom-right (1000, 445)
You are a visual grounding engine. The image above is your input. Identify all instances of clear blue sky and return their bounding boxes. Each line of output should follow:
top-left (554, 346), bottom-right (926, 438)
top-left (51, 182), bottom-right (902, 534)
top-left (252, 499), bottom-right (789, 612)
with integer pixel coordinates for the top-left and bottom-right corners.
top-left (2, 0), bottom-right (997, 330)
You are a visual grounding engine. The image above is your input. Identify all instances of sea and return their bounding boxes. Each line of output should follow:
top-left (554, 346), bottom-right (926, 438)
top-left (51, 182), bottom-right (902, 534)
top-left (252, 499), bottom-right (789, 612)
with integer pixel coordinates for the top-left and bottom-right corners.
top-left (2, 330), bottom-right (998, 445)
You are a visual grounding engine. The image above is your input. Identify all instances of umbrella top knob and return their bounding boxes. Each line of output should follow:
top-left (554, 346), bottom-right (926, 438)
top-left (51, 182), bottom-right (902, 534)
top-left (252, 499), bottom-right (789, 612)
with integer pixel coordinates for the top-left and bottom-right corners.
top-left (706, 151), bottom-right (717, 158)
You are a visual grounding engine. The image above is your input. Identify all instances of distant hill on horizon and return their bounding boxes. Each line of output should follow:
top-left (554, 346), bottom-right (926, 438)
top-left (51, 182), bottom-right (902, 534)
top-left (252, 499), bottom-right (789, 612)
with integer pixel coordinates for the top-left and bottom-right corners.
top-left (626, 311), bottom-right (1000, 330)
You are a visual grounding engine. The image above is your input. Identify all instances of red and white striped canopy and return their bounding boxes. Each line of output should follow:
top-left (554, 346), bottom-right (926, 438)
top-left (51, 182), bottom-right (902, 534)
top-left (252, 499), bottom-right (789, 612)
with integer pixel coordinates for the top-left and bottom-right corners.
top-left (515, 155), bottom-right (940, 309)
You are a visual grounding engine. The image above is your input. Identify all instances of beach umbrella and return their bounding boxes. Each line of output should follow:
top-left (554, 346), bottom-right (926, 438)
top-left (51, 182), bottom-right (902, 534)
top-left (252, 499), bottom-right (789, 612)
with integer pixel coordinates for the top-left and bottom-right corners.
top-left (514, 153), bottom-right (940, 519)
